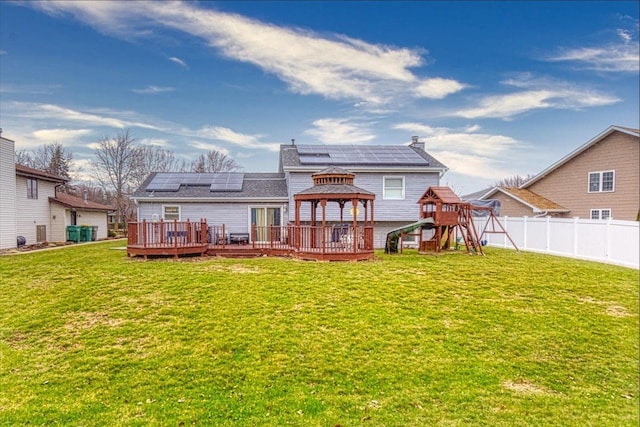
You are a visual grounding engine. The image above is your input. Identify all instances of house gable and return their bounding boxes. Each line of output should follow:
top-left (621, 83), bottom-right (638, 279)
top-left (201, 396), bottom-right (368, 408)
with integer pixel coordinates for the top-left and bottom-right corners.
top-left (523, 126), bottom-right (639, 220)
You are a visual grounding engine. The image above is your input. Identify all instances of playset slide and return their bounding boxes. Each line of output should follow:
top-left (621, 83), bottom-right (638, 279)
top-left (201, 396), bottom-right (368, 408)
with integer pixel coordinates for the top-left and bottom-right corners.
top-left (384, 217), bottom-right (435, 253)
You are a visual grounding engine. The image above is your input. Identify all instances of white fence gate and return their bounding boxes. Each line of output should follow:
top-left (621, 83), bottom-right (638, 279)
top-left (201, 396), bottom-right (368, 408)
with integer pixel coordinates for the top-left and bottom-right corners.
top-left (473, 216), bottom-right (639, 269)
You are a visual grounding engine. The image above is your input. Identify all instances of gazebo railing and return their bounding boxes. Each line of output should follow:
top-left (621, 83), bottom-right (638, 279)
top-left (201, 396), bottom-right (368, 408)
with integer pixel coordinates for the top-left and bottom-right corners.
top-left (246, 225), bottom-right (374, 253)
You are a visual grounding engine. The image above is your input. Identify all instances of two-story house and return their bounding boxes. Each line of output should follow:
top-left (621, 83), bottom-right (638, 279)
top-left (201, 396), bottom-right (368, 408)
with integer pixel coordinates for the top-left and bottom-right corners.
top-left (474, 126), bottom-right (639, 221)
top-left (131, 137), bottom-right (448, 248)
top-left (0, 135), bottom-right (113, 250)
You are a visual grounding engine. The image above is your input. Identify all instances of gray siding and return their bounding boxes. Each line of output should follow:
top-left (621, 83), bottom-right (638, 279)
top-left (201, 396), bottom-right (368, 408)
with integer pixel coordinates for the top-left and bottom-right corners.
top-left (137, 201), bottom-right (288, 234)
top-left (286, 171), bottom-right (439, 223)
top-left (0, 138), bottom-right (17, 249)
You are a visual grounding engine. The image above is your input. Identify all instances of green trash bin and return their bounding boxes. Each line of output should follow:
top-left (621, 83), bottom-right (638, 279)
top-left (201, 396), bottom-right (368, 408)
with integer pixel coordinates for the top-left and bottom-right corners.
top-left (66, 225), bottom-right (81, 243)
top-left (91, 226), bottom-right (98, 241)
top-left (80, 226), bottom-right (92, 242)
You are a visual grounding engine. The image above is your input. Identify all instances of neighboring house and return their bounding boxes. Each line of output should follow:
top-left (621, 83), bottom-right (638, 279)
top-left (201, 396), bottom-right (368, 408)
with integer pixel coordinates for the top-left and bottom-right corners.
top-left (472, 126), bottom-right (639, 220)
top-left (132, 137), bottom-right (448, 248)
top-left (14, 164), bottom-right (67, 246)
top-left (0, 135), bottom-right (113, 249)
top-left (0, 136), bottom-right (17, 250)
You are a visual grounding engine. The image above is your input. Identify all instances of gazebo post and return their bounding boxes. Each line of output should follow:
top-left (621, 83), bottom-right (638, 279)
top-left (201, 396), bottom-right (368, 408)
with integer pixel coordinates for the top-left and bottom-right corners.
top-left (352, 198), bottom-right (358, 254)
top-left (295, 199), bottom-right (301, 249)
top-left (321, 199), bottom-right (327, 254)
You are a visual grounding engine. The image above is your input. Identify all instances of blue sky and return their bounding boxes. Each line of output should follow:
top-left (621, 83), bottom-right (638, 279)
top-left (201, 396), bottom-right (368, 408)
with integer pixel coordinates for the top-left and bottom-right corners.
top-left (1, 1), bottom-right (638, 194)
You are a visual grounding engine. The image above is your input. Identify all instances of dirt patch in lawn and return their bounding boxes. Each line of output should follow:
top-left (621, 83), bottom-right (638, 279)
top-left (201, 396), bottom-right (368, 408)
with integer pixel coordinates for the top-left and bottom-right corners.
top-left (64, 311), bottom-right (125, 332)
top-left (502, 379), bottom-right (553, 395)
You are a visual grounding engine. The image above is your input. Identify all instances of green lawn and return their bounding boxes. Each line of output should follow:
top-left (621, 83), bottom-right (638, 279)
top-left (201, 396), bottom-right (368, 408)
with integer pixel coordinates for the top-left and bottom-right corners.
top-left (0, 241), bottom-right (638, 426)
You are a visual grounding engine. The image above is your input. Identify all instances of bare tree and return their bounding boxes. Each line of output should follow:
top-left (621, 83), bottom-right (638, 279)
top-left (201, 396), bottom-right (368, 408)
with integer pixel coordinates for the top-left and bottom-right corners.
top-left (190, 150), bottom-right (242, 173)
top-left (91, 130), bottom-right (140, 231)
top-left (15, 149), bottom-right (34, 166)
top-left (15, 143), bottom-right (76, 190)
top-left (493, 174), bottom-right (535, 188)
top-left (131, 145), bottom-right (187, 189)
top-left (69, 181), bottom-right (111, 205)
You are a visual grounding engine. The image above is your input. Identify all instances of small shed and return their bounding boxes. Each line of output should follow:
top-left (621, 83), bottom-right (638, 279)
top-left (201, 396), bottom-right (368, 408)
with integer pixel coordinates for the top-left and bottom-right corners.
top-left (49, 192), bottom-right (114, 241)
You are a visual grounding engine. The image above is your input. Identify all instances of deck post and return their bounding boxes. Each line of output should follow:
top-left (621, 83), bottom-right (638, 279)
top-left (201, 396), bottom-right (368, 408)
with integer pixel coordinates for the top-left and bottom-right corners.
top-left (142, 219), bottom-right (147, 248)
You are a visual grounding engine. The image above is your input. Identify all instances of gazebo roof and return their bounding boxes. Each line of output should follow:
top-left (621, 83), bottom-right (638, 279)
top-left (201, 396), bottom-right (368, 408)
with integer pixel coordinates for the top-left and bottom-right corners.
top-left (295, 183), bottom-right (374, 197)
top-left (294, 166), bottom-right (374, 200)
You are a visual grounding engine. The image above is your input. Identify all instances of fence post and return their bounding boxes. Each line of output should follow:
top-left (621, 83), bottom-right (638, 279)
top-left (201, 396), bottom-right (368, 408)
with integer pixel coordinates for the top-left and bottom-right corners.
top-left (605, 218), bottom-right (612, 263)
top-left (545, 216), bottom-right (551, 253)
top-left (523, 216), bottom-right (528, 250)
top-left (573, 217), bottom-right (579, 257)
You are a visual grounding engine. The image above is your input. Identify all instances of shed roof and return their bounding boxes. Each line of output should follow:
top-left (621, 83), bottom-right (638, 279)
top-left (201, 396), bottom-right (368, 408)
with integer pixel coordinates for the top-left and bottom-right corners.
top-left (50, 192), bottom-right (114, 211)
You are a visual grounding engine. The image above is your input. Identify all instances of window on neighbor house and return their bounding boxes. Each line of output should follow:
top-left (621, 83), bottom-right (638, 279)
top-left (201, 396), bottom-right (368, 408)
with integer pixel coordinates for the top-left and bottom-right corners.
top-left (26, 178), bottom-right (38, 199)
top-left (162, 205), bottom-right (180, 221)
top-left (588, 170), bottom-right (615, 193)
top-left (590, 209), bottom-right (611, 220)
top-left (383, 176), bottom-right (405, 200)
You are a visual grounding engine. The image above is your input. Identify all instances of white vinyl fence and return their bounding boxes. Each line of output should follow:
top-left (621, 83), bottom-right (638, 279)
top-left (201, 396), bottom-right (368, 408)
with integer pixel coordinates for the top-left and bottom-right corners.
top-left (473, 216), bottom-right (639, 269)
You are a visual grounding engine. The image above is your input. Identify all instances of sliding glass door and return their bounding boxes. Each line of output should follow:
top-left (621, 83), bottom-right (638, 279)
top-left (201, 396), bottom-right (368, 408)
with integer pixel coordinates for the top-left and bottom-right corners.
top-left (250, 207), bottom-right (281, 242)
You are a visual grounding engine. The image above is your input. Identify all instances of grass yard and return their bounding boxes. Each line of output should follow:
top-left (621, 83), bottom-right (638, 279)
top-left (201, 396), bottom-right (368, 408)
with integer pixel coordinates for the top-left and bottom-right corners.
top-left (0, 240), bottom-right (638, 426)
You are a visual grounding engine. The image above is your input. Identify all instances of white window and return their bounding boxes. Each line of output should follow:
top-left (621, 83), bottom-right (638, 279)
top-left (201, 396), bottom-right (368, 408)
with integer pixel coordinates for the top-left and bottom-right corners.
top-left (383, 176), bottom-right (405, 200)
top-left (590, 209), bottom-right (611, 220)
top-left (588, 170), bottom-right (615, 193)
top-left (162, 205), bottom-right (181, 221)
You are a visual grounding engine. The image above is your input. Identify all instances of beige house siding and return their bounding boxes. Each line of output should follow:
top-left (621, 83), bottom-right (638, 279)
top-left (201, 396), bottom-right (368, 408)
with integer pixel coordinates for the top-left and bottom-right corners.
top-left (0, 137), bottom-right (17, 249)
top-left (527, 131), bottom-right (639, 221)
top-left (50, 203), bottom-right (69, 242)
top-left (77, 211), bottom-right (109, 240)
top-left (50, 205), bottom-right (109, 242)
top-left (15, 176), bottom-right (57, 244)
top-left (490, 192), bottom-right (537, 217)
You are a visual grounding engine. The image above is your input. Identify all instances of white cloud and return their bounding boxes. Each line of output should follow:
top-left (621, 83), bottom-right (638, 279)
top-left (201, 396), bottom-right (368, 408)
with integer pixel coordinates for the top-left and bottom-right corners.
top-left (138, 138), bottom-right (170, 147)
top-left (189, 126), bottom-right (281, 152)
top-left (415, 78), bottom-right (465, 99)
top-left (429, 150), bottom-right (516, 180)
top-left (0, 50), bottom-right (6, 55)
top-left (32, 128), bottom-right (93, 143)
top-left (305, 118), bottom-right (376, 144)
top-left (546, 26), bottom-right (639, 73)
top-left (7, 101), bottom-right (160, 130)
top-left (132, 85), bottom-right (175, 94)
top-left (168, 56), bottom-right (189, 69)
top-left (393, 123), bottom-right (518, 157)
top-left (452, 75), bottom-right (620, 119)
top-left (28, 1), bottom-right (465, 107)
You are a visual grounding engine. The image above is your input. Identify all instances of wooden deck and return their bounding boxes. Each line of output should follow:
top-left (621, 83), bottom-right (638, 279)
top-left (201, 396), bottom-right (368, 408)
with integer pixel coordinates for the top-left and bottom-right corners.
top-left (127, 221), bottom-right (374, 261)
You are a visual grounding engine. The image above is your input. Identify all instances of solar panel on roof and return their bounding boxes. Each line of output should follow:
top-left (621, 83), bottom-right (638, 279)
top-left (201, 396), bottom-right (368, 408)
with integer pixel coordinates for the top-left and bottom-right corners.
top-left (297, 145), bottom-right (429, 165)
top-left (210, 173), bottom-right (244, 192)
top-left (296, 145), bottom-right (328, 154)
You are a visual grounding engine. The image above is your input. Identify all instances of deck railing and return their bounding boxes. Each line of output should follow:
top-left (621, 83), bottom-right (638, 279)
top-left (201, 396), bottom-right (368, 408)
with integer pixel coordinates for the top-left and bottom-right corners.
top-left (250, 224), bottom-right (374, 254)
top-left (128, 219), bottom-right (208, 249)
top-left (128, 221), bottom-right (374, 259)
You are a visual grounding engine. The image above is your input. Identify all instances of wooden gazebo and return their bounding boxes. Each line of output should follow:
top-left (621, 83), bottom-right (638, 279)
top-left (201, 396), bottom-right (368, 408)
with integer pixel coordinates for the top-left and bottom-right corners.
top-left (293, 167), bottom-right (375, 261)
